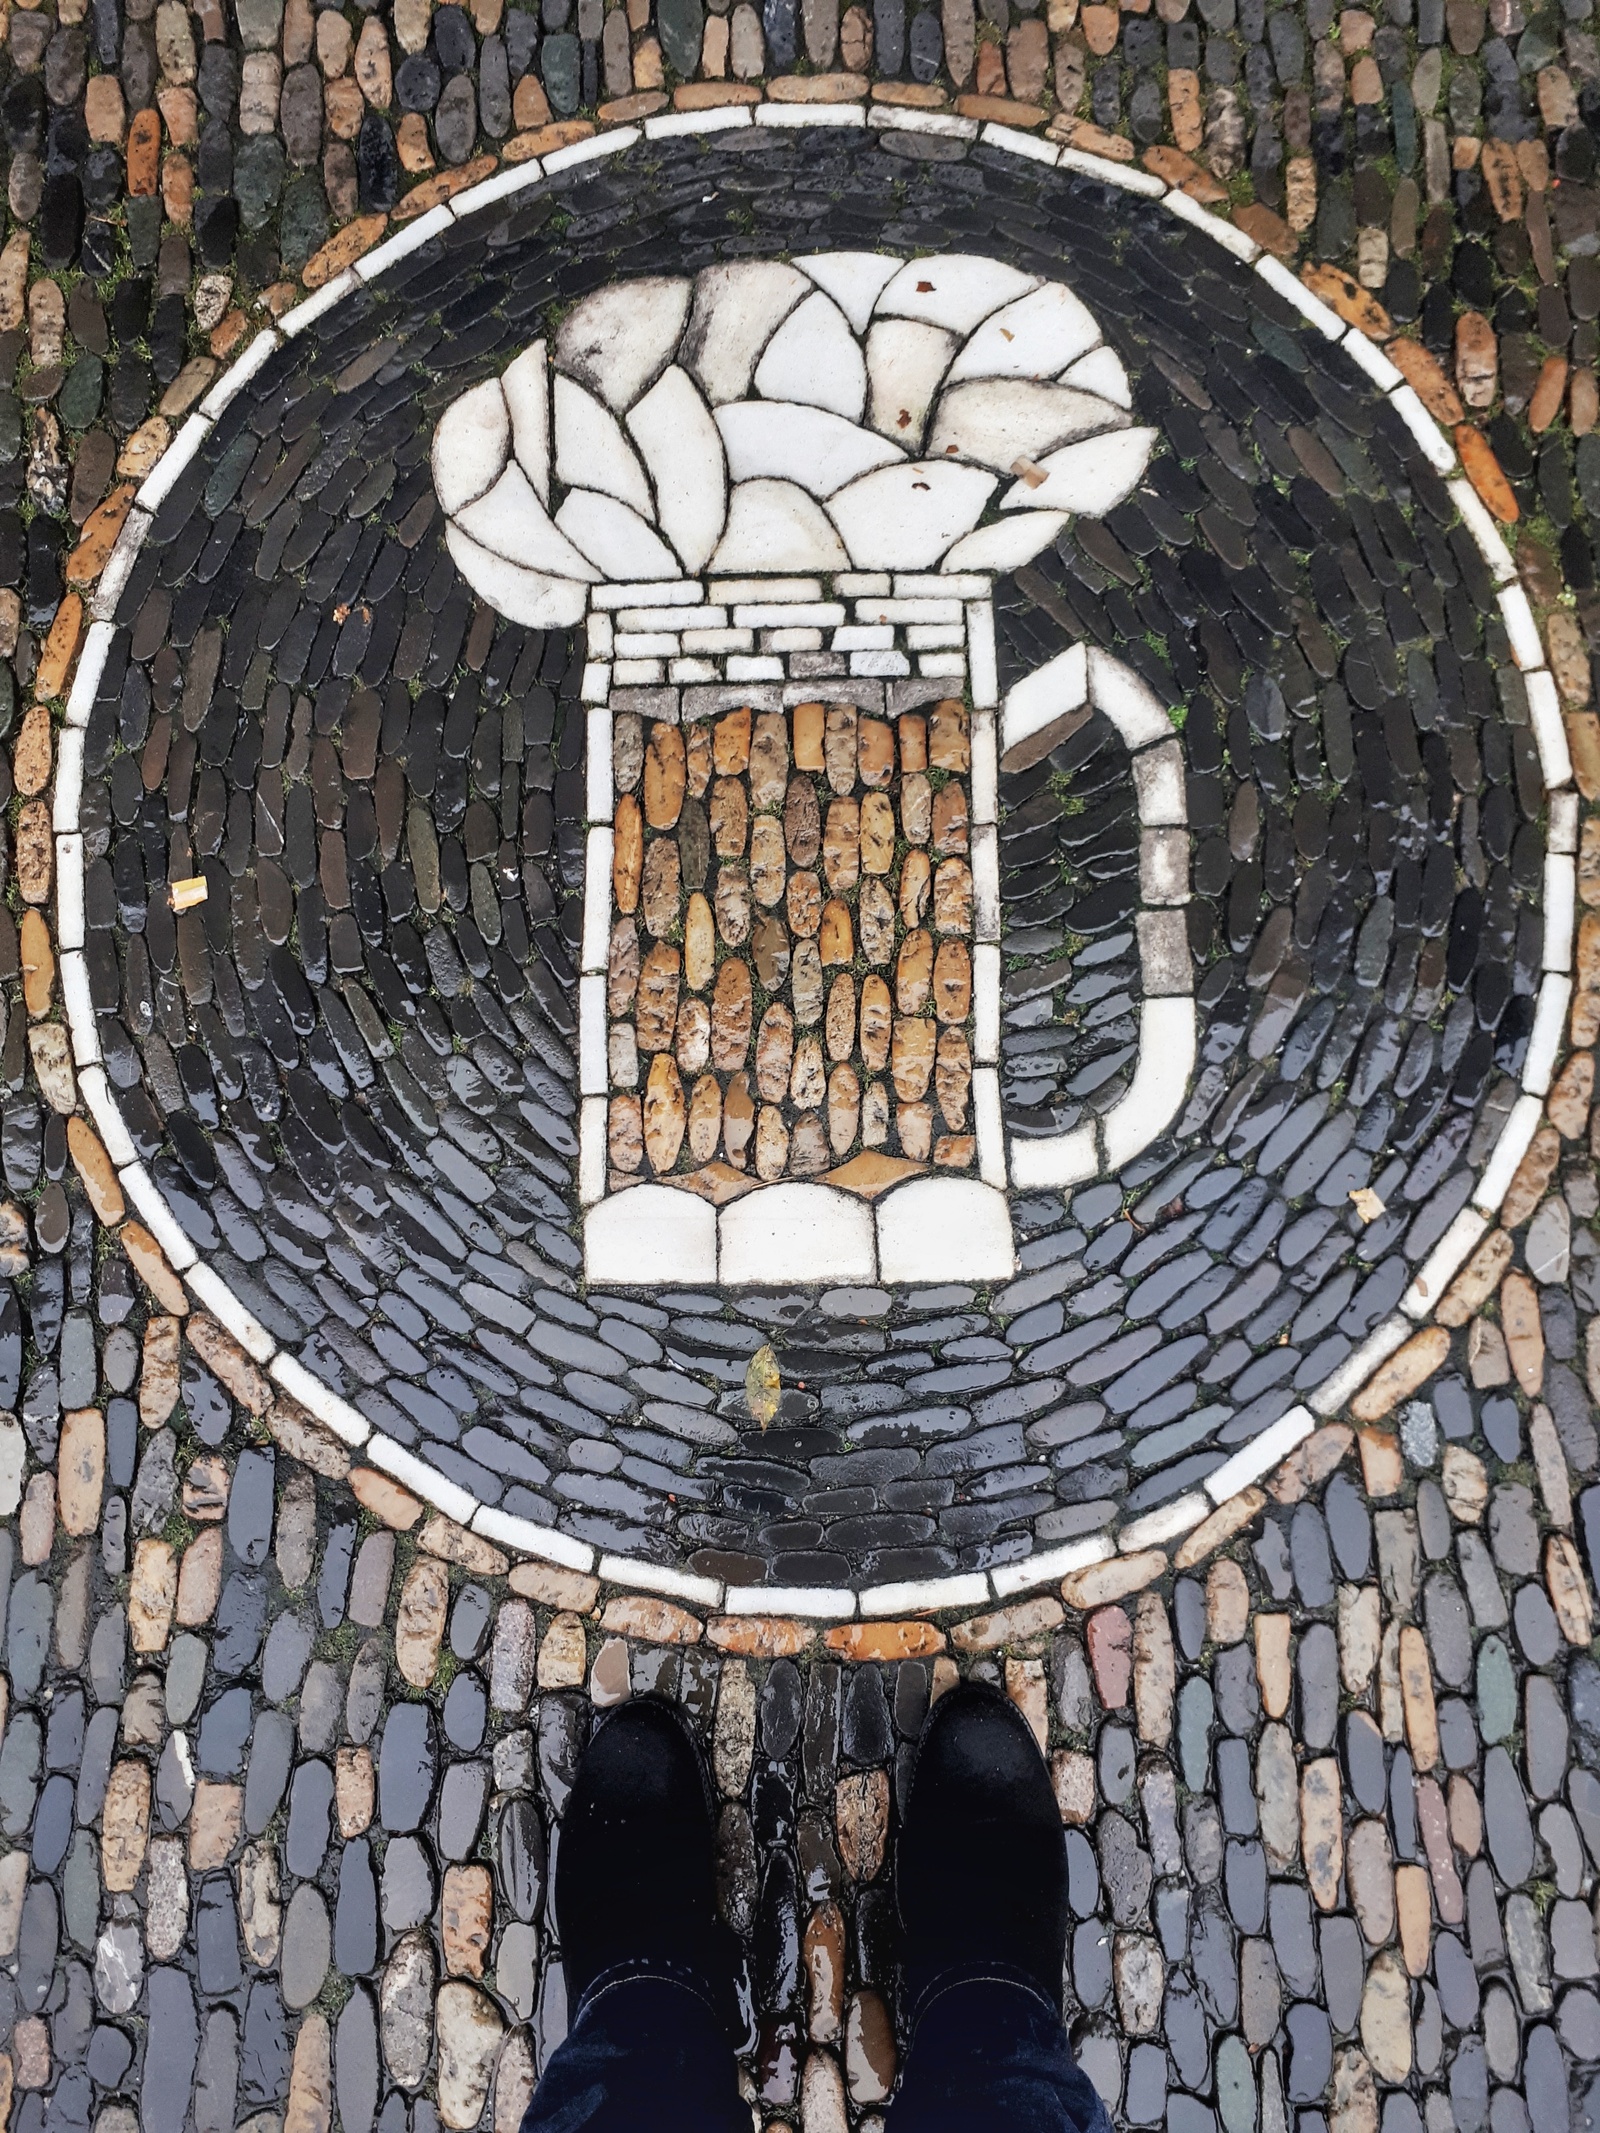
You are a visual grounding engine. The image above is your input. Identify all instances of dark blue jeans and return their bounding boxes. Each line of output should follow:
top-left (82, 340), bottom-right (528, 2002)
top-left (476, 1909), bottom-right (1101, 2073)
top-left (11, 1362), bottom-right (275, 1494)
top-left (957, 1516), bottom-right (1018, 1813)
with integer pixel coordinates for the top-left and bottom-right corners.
top-left (521, 1959), bottom-right (1116, 2133)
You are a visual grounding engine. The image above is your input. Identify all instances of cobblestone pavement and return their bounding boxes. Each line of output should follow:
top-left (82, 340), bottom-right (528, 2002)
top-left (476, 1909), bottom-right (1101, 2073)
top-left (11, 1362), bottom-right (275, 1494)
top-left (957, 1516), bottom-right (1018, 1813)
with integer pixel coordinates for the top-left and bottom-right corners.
top-left (4, 0), bottom-right (1600, 2112)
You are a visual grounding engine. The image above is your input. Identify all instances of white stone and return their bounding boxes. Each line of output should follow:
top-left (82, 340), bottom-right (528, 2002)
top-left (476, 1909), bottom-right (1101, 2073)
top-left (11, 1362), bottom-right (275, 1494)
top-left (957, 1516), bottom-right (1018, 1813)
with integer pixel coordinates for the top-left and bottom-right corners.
top-left (584, 1184), bottom-right (718, 1286)
top-left (61, 951), bottom-right (99, 1067)
top-left (53, 726), bottom-right (85, 832)
top-left (55, 832), bottom-right (85, 947)
top-left (1140, 827), bottom-right (1190, 904)
top-left (1307, 1314), bottom-right (1410, 1416)
top-left (443, 526), bottom-right (588, 627)
top-left (949, 281), bottom-right (1100, 381)
top-left (366, 1434), bottom-right (478, 1527)
top-left (828, 461), bottom-right (996, 569)
top-left (432, 377), bottom-right (509, 514)
top-left (581, 830), bottom-right (612, 972)
top-left (279, 271), bottom-right (356, 338)
top-left (864, 318), bottom-right (960, 449)
top-left (352, 206), bottom-right (454, 284)
top-left (1061, 345), bottom-right (1130, 407)
top-left (1388, 384), bottom-right (1455, 472)
top-left (136, 412), bottom-right (212, 514)
top-left (990, 1533), bottom-right (1112, 1598)
top-left (975, 943), bottom-right (1001, 1061)
top-left (719, 1181), bottom-right (876, 1286)
top-left (968, 601), bottom-right (999, 710)
top-left (91, 510), bottom-right (152, 620)
top-left (0, 1411), bottom-right (23, 1516)
top-left (118, 1162), bottom-right (198, 1269)
top-left (1131, 741), bottom-right (1187, 824)
top-left (717, 401), bottom-right (903, 495)
top-left (197, 326), bottom-right (280, 419)
top-left (1497, 584), bottom-right (1545, 671)
top-left (449, 156), bottom-right (548, 216)
top-left (1009, 1121), bottom-right (1098, 1190)
top-left (81, 1065), bottom-right (138, 1166)
top-left (543, 126), bottom-right (641, 174)
top-left (1090, 650), bottom-right (1176, 750)
top-left (1341, 327), bottom-right (1403, 393)
top-left (1446, 476), bottom-right (1517, 584)
top-left (1527, 672), bottom-right (1574, 792)
top-left (1523, 974), bottom-right (1572, 1097)
top-left (1000, 426), bottom-right (1158, 515)
top-left (795, 250), bottom-right (901, 333)
top-left (1472, 1093), bottom-right (1544, 1214)
top-left (586, 707), bottom-right (613, 821)
top-left (627, 367), bottom-right (728, 574)
top-left (1253, 255), bottom-right (1342, 338)
top-left (186, 1266), bottom-right (274, 1361)
top-left (470, 1502), bottom-right (596, 1573)
top-left (594, 1554), bottom-right (722, 1606)
top-left (974, 1066), bottom-right (1006, 1187)
top-left (685, 261), bottom-right (810, 404)
top-left (1003, 640), bottom-right (1087, 758)
top-left (876, 253), bottom-right (1037, 335)
top-left (1058, 146), bottom-right (1166, 193)
top-left (722, 1584), bottom-right (856, 1616)
top-left (709, 480), bottom-right (851, 573)
top-left (557, 491), bottom-right (680, 579)
top-left (754, 291), bottom-right (866, 420)
top-left (1203, 1405), bottom-right (1315, 1503)
top-left (1543, 855), bottom-right (1575, 971)
top-left (983, 120), bottom-right (1058, 164)
top-left (1400, 1207), bottom-right (1488, 1320)
top-left (269, 1352), bottom-right (371, 1445)
top-left (972, 821), bottom-right (1001, 938)
top-left (501, 341), bottom-right (550, 502)
top-left (944, 515), bottom-right (1069, 571)
top-left (1138, 909), bottom-right (1192, 996)
top-left (579, 977), bottom-right (607, 1097)
top-left (876, 1177), bottom-right (1015, 1284)
top-left (644, 104), bottom-right (753, 138)
top-left (1100, 997), bottom-right (1196, 1168)
top-left (929, 378), bottom-right (1127, 471)
top-left (455, 464), bottom-right (600, 578)
top-left (1120, 1493), bottom-right (1209, 1550)
top-left (756, 99), bottom-right (866, 126)
top-left (860, 1571), bottom-right (988, 1616)
top-left (554, 374), bottom-right (654, 518)
top-left (554, 276), bottom-right (691, 412)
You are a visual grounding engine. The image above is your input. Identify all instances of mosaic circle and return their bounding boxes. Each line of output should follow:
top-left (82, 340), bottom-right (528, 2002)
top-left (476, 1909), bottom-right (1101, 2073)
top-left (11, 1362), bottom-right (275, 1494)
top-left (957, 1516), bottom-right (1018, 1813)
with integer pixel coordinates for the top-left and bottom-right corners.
top-left (65, 128), bottom-right (1566, 1598)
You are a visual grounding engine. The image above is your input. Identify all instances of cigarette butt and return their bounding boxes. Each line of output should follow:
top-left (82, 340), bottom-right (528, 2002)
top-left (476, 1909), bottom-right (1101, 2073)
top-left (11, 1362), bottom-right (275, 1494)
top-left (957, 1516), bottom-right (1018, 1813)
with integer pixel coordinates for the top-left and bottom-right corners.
top-left (1011, 457), bottom-right (1049, 489)
top-left (169, 877), bottom-right (208, 911)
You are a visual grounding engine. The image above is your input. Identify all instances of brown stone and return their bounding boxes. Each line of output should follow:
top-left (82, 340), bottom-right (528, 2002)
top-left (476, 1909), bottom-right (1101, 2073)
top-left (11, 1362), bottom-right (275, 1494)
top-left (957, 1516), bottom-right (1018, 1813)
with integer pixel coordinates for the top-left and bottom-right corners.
top-left (1349, 1327), bottom-right (1451, 1421)
top-left (15, 801), bottom-right (52, 905)
top-left (1395, 1863), bottom-right (1433, 1976)
top-left (1455, 423), bottom-right (1519, 522)
top-left (859, 977), bottom-right (892, 1072)
top-left (1502, 1122), bottom-right (1562, 1225)
top-left (835, 1769), bottom-right (889, 1880)
top-left (788, 868), bottom-right (822, 939)
top-left (756, 1003), bottom-right (795, 1103)
top-left (536, 1613), bottom-right (587, 1690)
top-left (1530, 352), bottom-right (1571, 432)
top-left (707, 1615), bottom-right (813, 1657)
top-left (643, 723), bottom-right (686, 830)
top-left (891, 1016), bottom-right (935, 1102)
top-left (715, 859), bottom-right (751, 946)
top-left (1397, 1625), bottom-right (1439, 1770)
top-left (818, 899), bottom-right (853, 968)
top-left (900, 773), bottom-right (932, 847)
top-left (1500, 1269), bottom-right (1545, 1393)
top-left (57, 1407), bottom-right (104, 1536)
top-left (1436, 1228), bottom-right (1513, 1324)
top-left (710, 958), bottom-right (752, 1070)
top-left (709, 777), bottom-right (747, 861)
top-left (608, 919), bottom-right (640, 1020)
top-left (1172, 1487), bottom-right (1266, 1569)
top-left (930, 782), bottom-right (969, 857)
top-left (264, 1396), bottom-right (351, 1481)
top-left (713, 707), bottom-right (751, 774)
top-left (859, 791), bottom-right (895, 876)
top-left (674, 996), bottom-right (711, 1078)
top-left (1441, 1445), bottom-right (1487, 1524)
top-left (824, 1150), bottom-right (924, 1197)
top-left (102, 1759), bottom-right (152, 1890)
top-left (190, 1782), bottom-right (243, 1868)
top-left (643, 1054), bottom-right (686, 1174)
top-left (1267, 1423), bottom-right (1353, 1505)
top-left (951, 1596), bottom-right (1064, 1653)
top-left (1302, 263), bottom-right (1393, 338)
top-left (1144, 141), bottom-right (1227, 200)
top-left (932, 939), bottom-right (972, 1022)
top-left (612, 793), bottom-right (643, 913)
top-left (1052, 1750), bottom-right (1095, 1825)
top-left (1205, 1559), bottom-right (1250, 1645)
top-left (1301, 1758), bottom-right (1344, 1910)
top-left (749, 712), bottom-right (789, 809)
top-left (441, 1864), bottom-right (494, 1978)
top-left (823, 1621), bottom-right (945, 1661)
top-left (186, 1315), bottom-right (269, 1412)
top-left (805, 1903), bottom-right (845, 2043)
top-left (823, 702), bottom-right (857, 794)
top-left (600, 1595), bottom-right (703, 1644)
top-left (635, 942), bottom-right (681, 1052)
top-left (822, 796), bottom-right (860, 894)
top-left (395, 1560), bottom-right (449, 1687)
top-left (177, 1528), bottom-right (223, 1625)
top-left (349, 1466), bottom-right (424, 1529)
top-left (1086, 1605), bottom-right (1132, 1707)
top-left (1255, 1613), bottom-right (1293, 1717)
top-left (1061, 1551), bottom-right (1166, 1611)
top-left (336, 1746), bottom-right (374, 1836)
top-left (749, 813), bottom-right (786, 908)
top-left (723, 1074), bottom-right (756, 1166)
top-left (640, 836), bottom-right (682, 938)
top-left (897, 931), bottom-right (933, 1015)
top-left (129, 1538), bottom-right (176, 1650)
top-left (1548, 1533), bottom-right (1595, 1643)
top-left (1356, 1428), bottom-right (1403, 1498)
top-left (127, 106), bottom-right (162, 193)
top-left (844, 1989), bottom-right (896, 2105)
top-left (64, 1116), bottom-right (122, 1225)
top-left (790, 701), bottom-right (824, 770)
top-left (608, 1096), bottom-right (643, 1175)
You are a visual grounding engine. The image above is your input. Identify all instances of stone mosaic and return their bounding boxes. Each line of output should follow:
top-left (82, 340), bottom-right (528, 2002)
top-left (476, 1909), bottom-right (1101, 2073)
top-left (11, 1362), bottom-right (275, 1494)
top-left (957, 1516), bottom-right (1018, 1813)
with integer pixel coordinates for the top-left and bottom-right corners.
top-left (0, 0), bottom-right (1596, 2122)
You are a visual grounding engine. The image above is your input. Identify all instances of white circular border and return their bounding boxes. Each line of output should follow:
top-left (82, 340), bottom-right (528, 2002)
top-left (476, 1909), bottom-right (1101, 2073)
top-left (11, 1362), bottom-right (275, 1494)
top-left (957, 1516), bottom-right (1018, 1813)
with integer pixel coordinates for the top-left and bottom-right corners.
top-left (50, 115), bottom-right (1579, 1618)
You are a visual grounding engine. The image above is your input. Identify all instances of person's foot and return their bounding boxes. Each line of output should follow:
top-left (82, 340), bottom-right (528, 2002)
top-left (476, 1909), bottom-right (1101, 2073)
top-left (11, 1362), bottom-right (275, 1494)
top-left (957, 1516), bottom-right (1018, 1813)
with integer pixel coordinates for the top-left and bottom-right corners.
top-left (896, 1682), bottom-right (1068, 2004)
top-left (555, 1696), bottom-right (734, 2012)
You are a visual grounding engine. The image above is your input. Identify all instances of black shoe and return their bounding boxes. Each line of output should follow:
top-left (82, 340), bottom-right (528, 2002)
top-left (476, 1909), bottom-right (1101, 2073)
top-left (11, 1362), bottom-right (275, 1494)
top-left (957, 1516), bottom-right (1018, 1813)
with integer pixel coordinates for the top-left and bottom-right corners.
top-left (896, 1682), bottom-right (1068, 2007)
top-left (555, 1696), bottom-right (735, 2014)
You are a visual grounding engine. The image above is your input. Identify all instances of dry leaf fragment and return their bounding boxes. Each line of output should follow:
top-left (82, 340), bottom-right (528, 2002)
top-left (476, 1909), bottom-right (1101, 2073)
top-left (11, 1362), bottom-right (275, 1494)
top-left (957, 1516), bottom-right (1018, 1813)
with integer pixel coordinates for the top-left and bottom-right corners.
top-left (1350, 1188), bottom-right (1386, 1223)
top-left (745, 1343), bottom-right (781, 1430)
top-left (1011, 457), bottom-right (1049, 488)
top-left (169, 877), bottom-right (208, 910)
